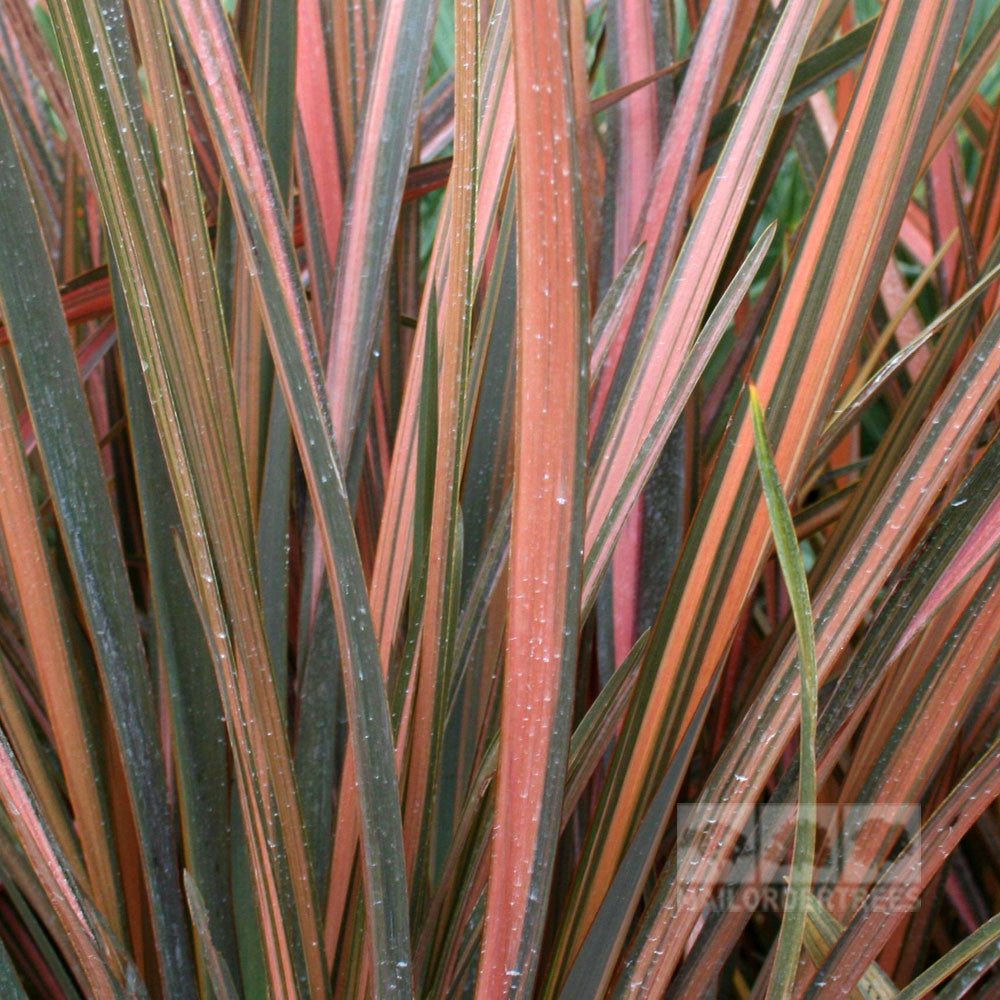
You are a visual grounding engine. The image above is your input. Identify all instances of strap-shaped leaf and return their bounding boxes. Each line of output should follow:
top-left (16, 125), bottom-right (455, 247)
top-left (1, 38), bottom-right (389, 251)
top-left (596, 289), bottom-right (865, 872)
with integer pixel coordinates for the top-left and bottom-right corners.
top-left (802, 896), bottom-right (897, 999)
top-left (0, 700), bottom-right (128, 998)
top-left (617, 291), bottom-right (1000, 999)
top-left (184, 872), bottom-right (243, 1000)
top-left (584, 222), bottom-right (775, 609)
top-left (750, 385), bottom-right (818, 1000)
top-left (575, 4), bottom-right (975, 990)
top-left (324, 0), bottom-right (440, 481)
top-left (113, 269), bottom-right (239, 990)
top-left (0, 85), bottom-right (196, 1000)
top-left (321, 7), bottom-right (516, 965)
top-left (0, 934), bottom-right (29, 1000)
top-left (48, 0), bottom-right (326, 994)
top-left (368, 0), bottom-right (514, 667)
top-left (894, 913), bottom-right (1000, 1000)
top-left (166, 2), bottom-right (413, 995)
top-left (402, 0), bottom-right (482, 938)
top-left (672, 416), bottom-right (1000, 997)
top-left (553, 692), bottom-right (712, 1000)
top-left (807, 734), bottom-right (1000, 996)
top-left (475, 0), bottom-right (588, 993)
top-left (0, 313), bottom-right (118, 932)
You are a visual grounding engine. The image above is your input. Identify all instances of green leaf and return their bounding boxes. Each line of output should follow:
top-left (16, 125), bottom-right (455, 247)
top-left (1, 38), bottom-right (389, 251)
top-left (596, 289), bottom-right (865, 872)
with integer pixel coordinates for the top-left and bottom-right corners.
top-left (895, 912), bottom-right (1000, 1000)
top-left (47, 0), bottom-right (327, 992)
top-left (750, 384), bottom-right (818, 1000)
top-left (113, 265), bottom-right (240, 993)
top-left (184, 871), bottom-right (243, 1000)
top-left (0, 85), bottom-right (197, 1000)
top-left (0, 927), bottom-right (32, 1000)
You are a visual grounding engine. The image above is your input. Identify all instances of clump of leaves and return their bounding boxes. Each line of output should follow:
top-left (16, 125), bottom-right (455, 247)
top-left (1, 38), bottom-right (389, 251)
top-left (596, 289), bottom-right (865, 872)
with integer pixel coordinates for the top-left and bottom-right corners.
top-left (2, 0), bottom-right (1000, 997)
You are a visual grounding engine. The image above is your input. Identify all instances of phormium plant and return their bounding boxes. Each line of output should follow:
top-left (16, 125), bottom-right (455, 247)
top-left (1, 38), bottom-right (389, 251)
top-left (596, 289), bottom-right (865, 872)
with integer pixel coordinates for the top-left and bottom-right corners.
top-left (1, 0), bottom-right (1000, 997)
